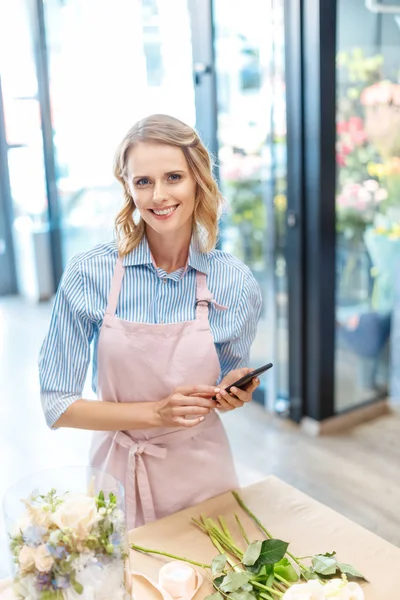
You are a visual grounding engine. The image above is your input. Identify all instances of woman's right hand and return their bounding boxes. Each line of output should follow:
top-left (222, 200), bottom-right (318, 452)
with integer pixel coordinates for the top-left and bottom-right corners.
top-left (154, 385), bottom-right (219, 428)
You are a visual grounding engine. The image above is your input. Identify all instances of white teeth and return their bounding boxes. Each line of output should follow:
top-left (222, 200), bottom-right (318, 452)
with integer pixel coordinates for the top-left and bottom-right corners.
top-left (152, 206), bottom-right (177, 216)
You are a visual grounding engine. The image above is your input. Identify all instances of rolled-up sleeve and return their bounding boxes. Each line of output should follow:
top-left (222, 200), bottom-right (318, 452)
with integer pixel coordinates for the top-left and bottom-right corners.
top-left (39, 255), bottom-right (95, 428)
top-left (217, 270), bottom-right (262, 379)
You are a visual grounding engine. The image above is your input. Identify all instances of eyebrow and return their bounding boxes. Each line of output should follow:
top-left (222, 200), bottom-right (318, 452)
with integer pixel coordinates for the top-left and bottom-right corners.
top-left (133, 169), bottom-right (186, 179)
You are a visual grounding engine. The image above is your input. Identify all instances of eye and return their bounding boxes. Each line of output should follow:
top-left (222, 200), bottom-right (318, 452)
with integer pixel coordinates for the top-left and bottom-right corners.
top-left (168, 173), bottom-right (182, 182)
top-left (135, 177), bottom-right (151, 186)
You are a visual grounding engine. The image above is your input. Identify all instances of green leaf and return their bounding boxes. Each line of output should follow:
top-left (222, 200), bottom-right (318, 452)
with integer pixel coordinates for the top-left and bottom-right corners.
top-left (212, 554), bottom-right (227, 575)
top-left (243, 541), bottom-right (263, 566)
top-left (245, 563), bottom-right (261, 574)
top-left (266, 572), bottom-right (275, 587)
top-left (312, 554), bottom-right (338, 576)
top-left (220, 572), bottom-right (253, 593)
top-left (303, 569), bottom-right (319, 581)
top-left (205, 594), bottom-right (223, 600)
top-left (213, 575), bottom-right (224, 588)
top-left (230, 592), bottom-right (257, 600)
top-left (72, 580), bottom-right (84, 595)
top-left (40, 592), bottom-right (63, 600)
top-left (274, 558), bottom-right (299, 583)
top-left (254, 539), bottom-right (289, 568)
top-left (337, 562), bottom-right (368, 581)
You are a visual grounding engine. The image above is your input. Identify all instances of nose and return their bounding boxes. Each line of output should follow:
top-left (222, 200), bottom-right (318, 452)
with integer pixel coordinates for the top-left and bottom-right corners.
top-left (152, 180), bottom-right (168, 205)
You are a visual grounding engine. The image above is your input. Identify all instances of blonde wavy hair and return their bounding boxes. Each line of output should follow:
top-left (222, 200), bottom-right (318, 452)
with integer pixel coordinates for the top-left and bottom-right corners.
top-left (113, 114), bottom-right (224, 256)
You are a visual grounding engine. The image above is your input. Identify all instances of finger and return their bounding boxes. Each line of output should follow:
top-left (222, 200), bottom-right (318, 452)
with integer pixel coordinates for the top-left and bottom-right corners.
top-left (215, 394), bottom-right (233, 411)
top-left (219, 389), bottom-right (243, 409)
top-left (229, 386), bottom-right (251, 403)
top-left (176, 395), bottom-right (216, 409)
top-left (173, 405), bottom-right (211, 416)
top-left (235, 367), bottom-right (253, 378)
top-left (245, 377), bottom-right (260, 393)
top-left (173, 416), bottom-right (205, 428)
top-left (176, 385), bottom-right (219, 396)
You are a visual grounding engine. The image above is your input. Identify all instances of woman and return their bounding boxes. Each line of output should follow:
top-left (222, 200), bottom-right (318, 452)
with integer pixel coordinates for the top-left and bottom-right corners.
top-left (39, 114), bottom-right (262, 529)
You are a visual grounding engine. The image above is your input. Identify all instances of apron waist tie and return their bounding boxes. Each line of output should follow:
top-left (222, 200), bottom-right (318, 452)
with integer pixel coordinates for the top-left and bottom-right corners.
top-left (110, 411), bottom-right (218, 526)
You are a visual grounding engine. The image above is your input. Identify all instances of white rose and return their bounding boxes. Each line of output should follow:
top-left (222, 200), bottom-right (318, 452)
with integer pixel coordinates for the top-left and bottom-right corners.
top-left (283, 580), bottom-right (325, 600)
top-left (18, 546), bottom-right (36, 573)
top-left (34, 544), bottom-right (54, 572)
top-left (50, 494), bottom-right (102, 539)
top-left (323, 579), bottom-right (364, 600)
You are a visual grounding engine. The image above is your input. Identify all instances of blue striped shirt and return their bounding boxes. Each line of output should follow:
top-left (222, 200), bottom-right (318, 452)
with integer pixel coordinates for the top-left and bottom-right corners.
top-left (39, 236), bottom-right (262, 428)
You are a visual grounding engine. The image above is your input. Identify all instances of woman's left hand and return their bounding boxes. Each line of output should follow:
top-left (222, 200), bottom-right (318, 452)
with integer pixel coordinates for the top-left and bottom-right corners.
top-left (214, 368), bottom-right (260, 411)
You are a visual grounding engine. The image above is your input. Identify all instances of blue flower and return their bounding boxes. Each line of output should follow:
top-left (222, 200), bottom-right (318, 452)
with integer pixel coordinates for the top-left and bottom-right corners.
top-left (23, 526), bottom-right (47, 547)
top-left (53, 575), bottom-right (70, 589)
top-left (46, 543), bottom-right (67, 560)
top-left (110, 532), bottom-right (122, 546)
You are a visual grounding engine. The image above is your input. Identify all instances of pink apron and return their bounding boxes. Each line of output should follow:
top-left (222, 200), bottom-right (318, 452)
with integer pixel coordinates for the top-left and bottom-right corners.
top-left (90, 257), bottom-right (238, 529)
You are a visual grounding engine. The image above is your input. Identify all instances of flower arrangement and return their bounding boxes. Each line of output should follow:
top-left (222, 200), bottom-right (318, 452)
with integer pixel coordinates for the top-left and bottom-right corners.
top-left (131, 491), bottom-right (365, 600)
top-left (8, 485), bottom-right (128, 600)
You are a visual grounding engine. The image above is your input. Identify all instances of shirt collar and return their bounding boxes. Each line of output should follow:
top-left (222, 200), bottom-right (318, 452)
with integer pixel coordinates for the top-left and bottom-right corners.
top-left (122, 235), bottom-right (210, 274)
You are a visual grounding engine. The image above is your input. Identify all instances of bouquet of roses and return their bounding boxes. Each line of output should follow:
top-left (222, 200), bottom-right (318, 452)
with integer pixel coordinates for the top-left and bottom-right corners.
top-left (8, 485), bottom-right (128, 600)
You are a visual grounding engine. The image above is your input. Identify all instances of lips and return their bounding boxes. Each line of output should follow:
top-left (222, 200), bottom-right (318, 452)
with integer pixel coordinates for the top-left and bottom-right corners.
top-left (149, 205), bottom-right (179, 216)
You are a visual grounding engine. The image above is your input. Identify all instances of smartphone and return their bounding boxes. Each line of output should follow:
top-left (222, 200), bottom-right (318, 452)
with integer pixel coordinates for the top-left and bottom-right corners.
top-left (214, 363), bottom-right (273, 400)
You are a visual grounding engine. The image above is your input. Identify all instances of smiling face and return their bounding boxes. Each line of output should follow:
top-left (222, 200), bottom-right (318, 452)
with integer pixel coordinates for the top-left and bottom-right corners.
top-left (126, 142), bottom-right (197, 239)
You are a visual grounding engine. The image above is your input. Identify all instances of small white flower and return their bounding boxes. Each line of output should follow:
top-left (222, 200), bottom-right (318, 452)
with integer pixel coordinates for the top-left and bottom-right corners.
top-left (99, 507), bottom-right (107, 516)
top-left (48, 530), bottom-right (62, 545)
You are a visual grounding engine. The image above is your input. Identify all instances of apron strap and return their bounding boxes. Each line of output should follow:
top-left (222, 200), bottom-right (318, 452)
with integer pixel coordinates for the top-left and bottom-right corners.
top-left (105, 257), bottom-right (125, 316)
top-left (195, 272), bottom-right (212, 321)
top-left (195, 271), bottom-right (228, 320)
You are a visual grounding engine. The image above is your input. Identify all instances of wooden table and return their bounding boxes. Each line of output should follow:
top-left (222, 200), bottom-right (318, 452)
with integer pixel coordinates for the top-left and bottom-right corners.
top-left (129, 476), bottom-right (400, 599)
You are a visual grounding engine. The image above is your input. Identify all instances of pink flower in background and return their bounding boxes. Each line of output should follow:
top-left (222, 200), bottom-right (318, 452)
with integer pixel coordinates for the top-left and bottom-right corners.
top-left (336, 117), bottom-right (367, 166)
top-left (336, 153), bottom-right (346, 167)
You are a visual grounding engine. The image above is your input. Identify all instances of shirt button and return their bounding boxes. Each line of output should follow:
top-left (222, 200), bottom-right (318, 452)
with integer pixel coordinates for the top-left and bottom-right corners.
top-left (163, 279), bottom-right (167, 284)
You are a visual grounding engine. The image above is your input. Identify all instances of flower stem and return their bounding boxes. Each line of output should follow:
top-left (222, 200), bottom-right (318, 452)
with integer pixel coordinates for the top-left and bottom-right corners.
top-left (130, 544), bottom-right (211, 570)
top-left (219, 516), bottom-right (237, 546)
top-left (235, 513), bottom-right (250, 545)
top-left (275, 573), bottom-right (291, 587)
top-left (252, 581), bottom-right (284, 597)
top-left (232, 491), bottom-right (307, 572)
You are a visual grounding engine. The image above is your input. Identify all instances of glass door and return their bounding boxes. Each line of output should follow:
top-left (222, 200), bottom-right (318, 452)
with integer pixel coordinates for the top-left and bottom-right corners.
top-left (0, 0), bottom-right (50, 297)
top-left (211, 0), bottom-right (288, 411)
top-left (335, 0), bottom-right (400, 410)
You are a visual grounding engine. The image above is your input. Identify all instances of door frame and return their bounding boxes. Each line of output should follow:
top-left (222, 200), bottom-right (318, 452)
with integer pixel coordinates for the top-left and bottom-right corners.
top-left (0, 75), bottom-right (18, 296)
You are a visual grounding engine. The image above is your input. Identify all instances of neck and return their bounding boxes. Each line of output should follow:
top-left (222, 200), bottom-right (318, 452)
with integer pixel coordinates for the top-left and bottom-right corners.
top-left (146, 225), bottom-right (192, 273)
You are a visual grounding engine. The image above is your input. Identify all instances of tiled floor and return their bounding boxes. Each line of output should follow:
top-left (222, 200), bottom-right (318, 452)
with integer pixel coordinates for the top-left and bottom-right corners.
top-left (1, 296), bottom-right (399, 578)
